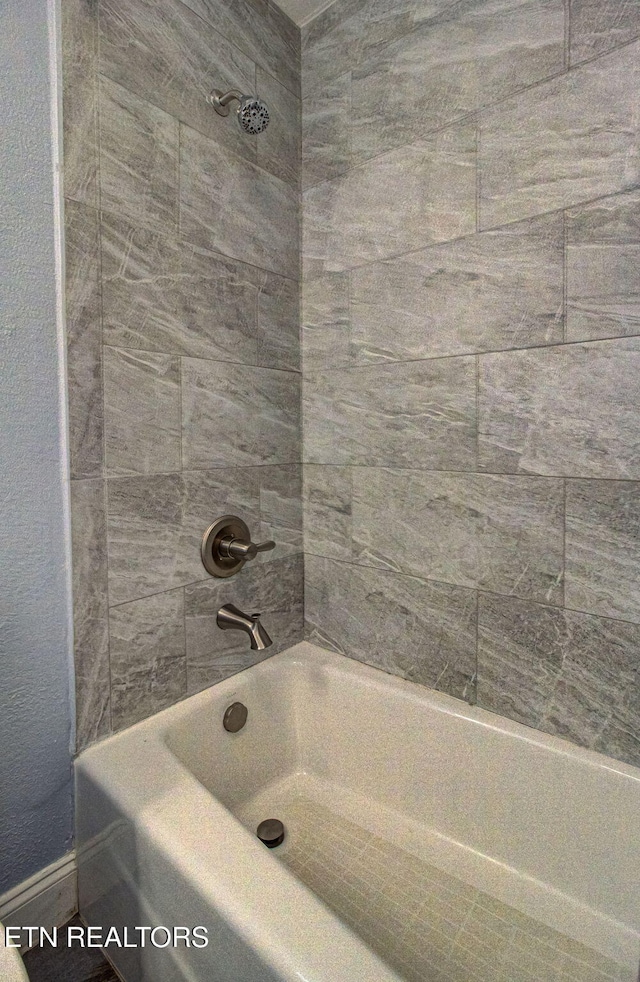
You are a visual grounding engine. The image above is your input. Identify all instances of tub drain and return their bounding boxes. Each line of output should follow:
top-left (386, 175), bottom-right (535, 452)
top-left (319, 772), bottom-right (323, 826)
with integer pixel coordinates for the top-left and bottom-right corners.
top-left (257, 818), bottom-right (285, 848)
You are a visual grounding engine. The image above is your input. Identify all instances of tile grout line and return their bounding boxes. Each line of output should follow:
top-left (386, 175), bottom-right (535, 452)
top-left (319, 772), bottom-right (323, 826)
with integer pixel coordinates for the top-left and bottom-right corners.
top-left (104, 64), bottom-right (298, 181)
top-left (245, 462), bottom-right (640, 483)
top-left (178, 355), bottom-right (184, 473)
top-left (95, 0), bottom-right (114, 742)
top-left (302, 26), bottom-right (640, 198)
top-left (102, 476), bottom-right (114, 743)
top-left (302, 331), bottom-right (640, 374)
top-left (177, 112), bottom-right (184, 479)
top-left (562, 477), bottom-right (568, 610)
top-left (95, 2), bottom-right (106, 484)
top-left (163, 0), bottom-right (301, 100)
top-left (302, 57), bottom-right (580, 197)
top-left (103, 462), bottom-right (306, 484)
top-left (107, 555), bottom-right (296, 611)
top-left (96, 191), bottom-right (302, 284)
top-left (563, 207), bottom-right (569, 343)
top-left (473, 590), bottom-right (480, 708)
top-left (348, 464), bottom-right (355, 564)
top-left (475, 116), bottom-right (480, 234)
top-left (182, 584), bottom-right (189, 702)
top-left (309, 184), bottom-right (640, 277)
top-left (101, 340), bottom-right (301, 375)
top-left (475, 353), bottom-right (480, 473)
top-left (177, 119), bottom-right (182, 242)
top-left (305, 551), bottom-right (640, 631)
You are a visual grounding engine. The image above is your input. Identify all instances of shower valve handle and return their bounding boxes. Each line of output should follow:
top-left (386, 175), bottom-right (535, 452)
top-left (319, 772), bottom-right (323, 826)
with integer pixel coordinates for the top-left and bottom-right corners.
top-left (219, 535), bottom-right (275, 562)
top-left (201, 515), bottom-right (276, 578)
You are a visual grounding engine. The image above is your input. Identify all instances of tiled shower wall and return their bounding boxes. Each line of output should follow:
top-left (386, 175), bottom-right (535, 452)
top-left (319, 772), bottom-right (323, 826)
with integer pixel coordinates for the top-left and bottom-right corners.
top-left (63, 0), bottom-right (640, 769)
top-left (63, 0), bottom-right (303, 750)
top-left (302, 0), bottom-right (640, 767)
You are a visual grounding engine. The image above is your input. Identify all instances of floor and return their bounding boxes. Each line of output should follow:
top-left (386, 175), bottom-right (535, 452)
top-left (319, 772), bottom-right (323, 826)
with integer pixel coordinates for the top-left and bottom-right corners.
top-left (22, 917), bottom-right (119, 982)
top-left (278, 799), bottom-right (635, 982)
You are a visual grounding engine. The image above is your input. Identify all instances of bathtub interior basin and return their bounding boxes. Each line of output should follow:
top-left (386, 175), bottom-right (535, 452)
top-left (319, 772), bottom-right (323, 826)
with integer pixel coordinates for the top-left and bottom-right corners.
top-left (77, 642), bottom-right (640, 982)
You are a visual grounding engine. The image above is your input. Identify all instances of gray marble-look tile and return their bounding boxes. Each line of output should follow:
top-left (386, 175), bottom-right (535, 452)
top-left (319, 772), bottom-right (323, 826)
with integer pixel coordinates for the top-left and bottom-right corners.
top-left (185, 553), bottom-right (303, 693)
top-left (595, 675), bottom-right (640, 768)
top-left (109, 588), bottom-right (186, 730)
top-left (101, 214), bottom-right (181, 355)
top-left (477, 593), bottom-right (564, 731)
top-left (478, 338), bottom-right (640, 477)
top-left (477, 593), bottom-right (640, 767)
top-left (99, 75), bottom-right (179, 234)
top-left (565, 479), bottom-right (640, 624)
top-left (303, 465), bottom-right (352, 562)
top-left (566, 188), bottom-right (640, 342)
top-left (98, 0), bottom-right (256, 161)
top-left (180, 0), bottom-right (300, 98)
top-left (265, 0), bottom-right (302, 98)
top-left (65, 199), bottom-right (103, 480)
top-left (179, 244), bottom-right (260, 364)
top-left (107, 469), bottom-right (260, 605)
top-left (62, 0), bottom-right (98, 206)
top-left (355, 0), bottom-right (424, 66)
top-left (101, 219), bottom-right (262, 364)
top-left (352, 468), bottom-right (564, 604)
top-left (259, 464), bottom-right (303, 560)
top-left (304, 357), bottom-right (477, 470)
top-left (304, 0), bottom-right (365, 42)
top-left (302, 0), bottom-right (475, 86)
top-left (257, 67), bottom-right (301, 189)
top-left (302, 73), bottom-right (352, 189)
top-left (305, 554), bottom-right (477, 700)
top-left (302, 0), bottom-right (441, 88)
top-left (351, 213), bottom-right (564, 363)
top-left (302, 262), bottom-right (351, 372)
top-left (71, 480), bottom-right (110, 750)
top-left (570, 0), bottom-right (640, 65)
top-left (104, 346), bottom-right (181, 476)
top-left (181, 358), bottom-right (300, 469)
top-left (180, 124), bottom-right (298, 279)
top-left (302, 0), bottom-right (369, 89)
top-left (257, 270), bottom-right (300, 372)
top-left (479, 40), bottom-right (640, 228)
top-left (351, 0), bottom-right (565, 164)
top-left (303, 122), bottom-right (476, 271)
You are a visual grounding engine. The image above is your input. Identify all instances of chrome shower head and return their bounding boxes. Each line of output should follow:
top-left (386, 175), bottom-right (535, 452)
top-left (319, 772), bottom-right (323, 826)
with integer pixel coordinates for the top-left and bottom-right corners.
top-left (237, 96), bottom-right (270, 134)
top-left (208, 89), bottom-right (270, 135)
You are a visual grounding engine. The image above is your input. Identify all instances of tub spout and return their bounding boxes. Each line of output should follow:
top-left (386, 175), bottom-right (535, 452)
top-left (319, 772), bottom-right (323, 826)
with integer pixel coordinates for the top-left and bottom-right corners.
top-left (216, 604), bottom-right (273, 650)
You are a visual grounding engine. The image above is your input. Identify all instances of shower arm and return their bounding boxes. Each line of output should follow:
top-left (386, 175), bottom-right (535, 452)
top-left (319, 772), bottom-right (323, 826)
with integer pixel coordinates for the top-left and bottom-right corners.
top-left (208, 89), bottom-right (244, 117)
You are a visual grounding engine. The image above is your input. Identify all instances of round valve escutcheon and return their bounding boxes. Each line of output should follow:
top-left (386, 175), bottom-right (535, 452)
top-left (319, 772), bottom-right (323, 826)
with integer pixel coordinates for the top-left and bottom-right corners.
top-left (201, 515), bottom-right (275, 578)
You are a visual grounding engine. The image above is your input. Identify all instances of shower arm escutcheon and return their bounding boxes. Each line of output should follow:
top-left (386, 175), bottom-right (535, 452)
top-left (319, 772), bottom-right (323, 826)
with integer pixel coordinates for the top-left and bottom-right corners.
top-left (201, 515), bottom-right (275, 578)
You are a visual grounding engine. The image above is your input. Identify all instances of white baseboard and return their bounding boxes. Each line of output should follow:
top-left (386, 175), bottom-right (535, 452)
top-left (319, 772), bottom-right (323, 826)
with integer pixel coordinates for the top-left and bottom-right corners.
top-left (0, 852), bottom-right (77, 949)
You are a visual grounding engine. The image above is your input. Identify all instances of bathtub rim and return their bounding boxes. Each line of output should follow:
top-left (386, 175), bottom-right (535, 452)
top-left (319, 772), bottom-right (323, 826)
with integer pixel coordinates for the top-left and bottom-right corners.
top-left (79, 642), bottom-right (640, 787)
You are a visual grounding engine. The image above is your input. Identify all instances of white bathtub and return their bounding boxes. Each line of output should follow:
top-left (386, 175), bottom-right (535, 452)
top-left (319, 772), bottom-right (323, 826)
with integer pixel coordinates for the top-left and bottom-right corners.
top-left (0, 923), bottom-right (29, 982)
top-left (77, 642), bottom-right (640, 981)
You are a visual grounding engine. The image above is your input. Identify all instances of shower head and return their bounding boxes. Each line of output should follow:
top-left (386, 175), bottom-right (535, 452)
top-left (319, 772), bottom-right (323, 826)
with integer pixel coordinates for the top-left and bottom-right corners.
top-left (208, 89), bottom-right (271, 135)
top-left (237, 96), bottom-right (270, 135)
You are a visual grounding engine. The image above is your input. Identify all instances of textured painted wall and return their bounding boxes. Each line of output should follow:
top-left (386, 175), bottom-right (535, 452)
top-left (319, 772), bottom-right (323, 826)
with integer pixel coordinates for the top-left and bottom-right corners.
top-left (63, 0), bottom-right (303, 749)
top-left (0, 0), bottom-right (74, 892)
top-left (302, 0), bottom-right (640, 768)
